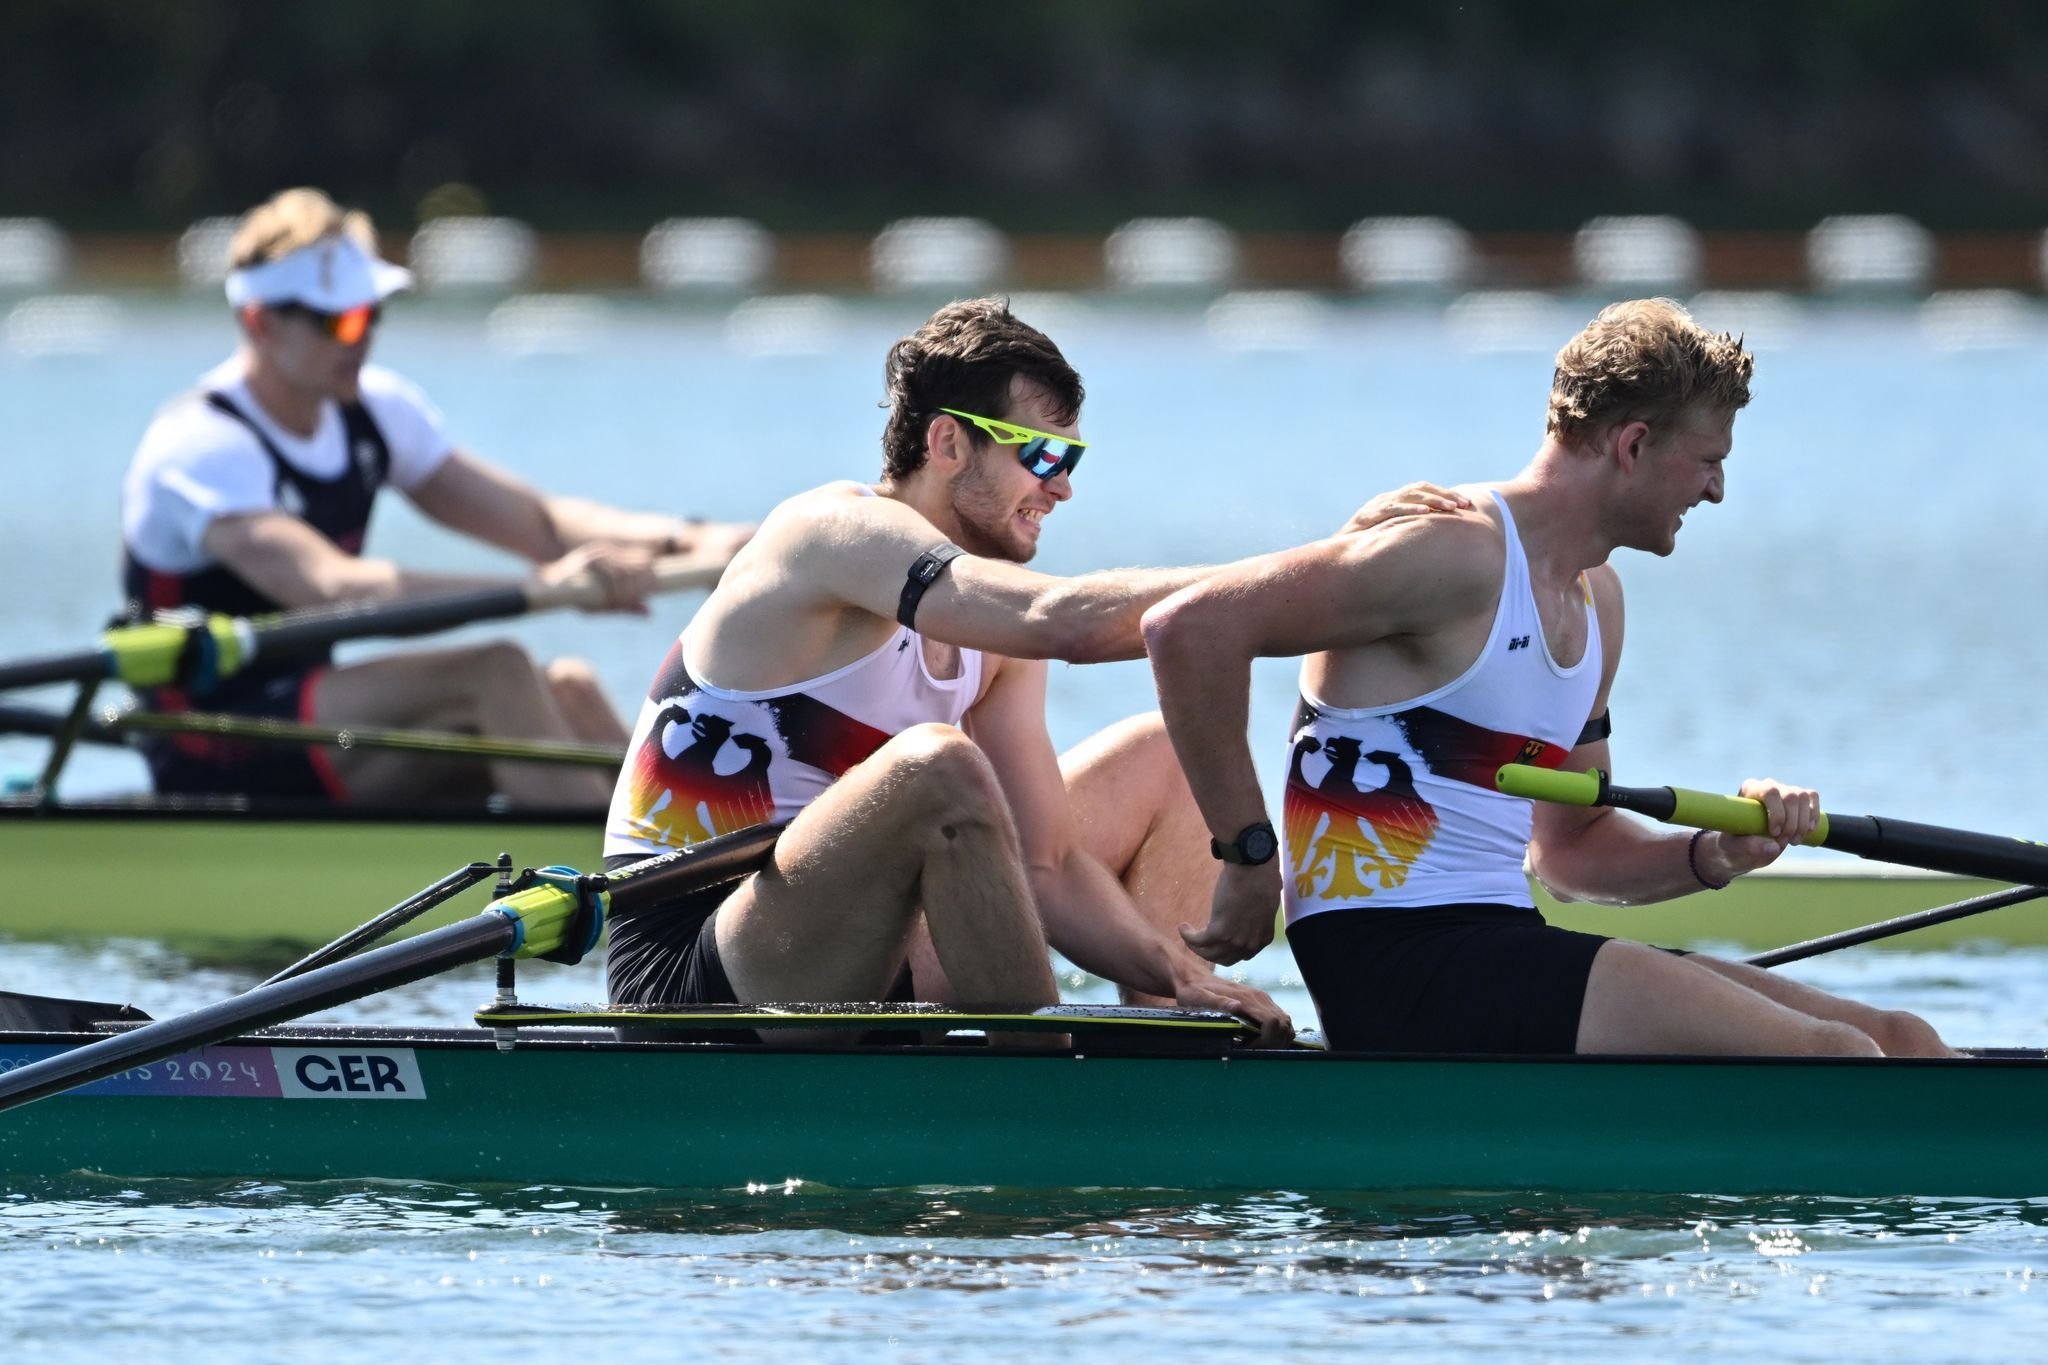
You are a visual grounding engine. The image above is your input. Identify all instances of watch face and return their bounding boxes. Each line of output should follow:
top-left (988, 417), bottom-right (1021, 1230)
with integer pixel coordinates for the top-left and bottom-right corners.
top-left (1241, 826), bottom-right (1278, 862)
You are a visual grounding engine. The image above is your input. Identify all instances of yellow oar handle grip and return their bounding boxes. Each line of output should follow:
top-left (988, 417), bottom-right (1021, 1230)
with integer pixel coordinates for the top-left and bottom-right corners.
top-left (1497, 764), bottom-right (1829, 845)
top-left (1494, 764), bottom-right (1603, 806)
top-left (1666, 787), bottom-right (1831, 846)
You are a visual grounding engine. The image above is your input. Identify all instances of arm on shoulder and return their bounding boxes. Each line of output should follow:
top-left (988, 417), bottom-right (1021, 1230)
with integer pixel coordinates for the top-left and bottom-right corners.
top-left (772, 487), bottom-right (1197, 663)
top-left (1142, 509), bottom-right (1506, 665)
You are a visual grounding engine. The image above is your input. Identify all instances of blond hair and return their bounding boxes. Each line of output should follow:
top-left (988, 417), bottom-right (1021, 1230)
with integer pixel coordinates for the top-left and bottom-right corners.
top-left (1547, 298), bottom-right (1753, 446)
top-left (227, 188), bottom-right (379, 271)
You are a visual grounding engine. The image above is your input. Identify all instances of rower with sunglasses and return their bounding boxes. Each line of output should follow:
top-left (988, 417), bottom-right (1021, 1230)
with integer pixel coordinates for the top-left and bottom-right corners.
top-left (600, 297), bottom-right (1467, 1042)
top-left (118, 188), bottom-right (753, 808)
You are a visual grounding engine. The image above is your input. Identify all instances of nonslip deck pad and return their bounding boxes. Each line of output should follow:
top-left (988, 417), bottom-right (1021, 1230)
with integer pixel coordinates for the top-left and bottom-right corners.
top-left (473, 1001), bottom-right (1252, 1036)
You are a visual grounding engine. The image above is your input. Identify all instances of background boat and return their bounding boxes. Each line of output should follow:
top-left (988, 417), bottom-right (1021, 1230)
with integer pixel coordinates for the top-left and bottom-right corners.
top-left (0, 796), bottom-right (2021, 957)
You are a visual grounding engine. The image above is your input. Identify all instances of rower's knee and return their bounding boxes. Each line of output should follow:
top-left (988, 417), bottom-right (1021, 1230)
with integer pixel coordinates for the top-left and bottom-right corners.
top-left (545, 655), bottom-right (600, 688)
top-left (468, 639), bottom-right (545, 686)
top-left (1114, 712), bottom-right (1183, 782)
top-left (888, 724), bottom-right (1006, 819)
top-left (1801, 1019), bottom-right (1884, 1058)
top-left (1866, 1008), bottom-right (1948, 1058)
top-left (544, 655), bottom-right (606, 702)
top-left (1101, 709), bottom-right (1168, 750)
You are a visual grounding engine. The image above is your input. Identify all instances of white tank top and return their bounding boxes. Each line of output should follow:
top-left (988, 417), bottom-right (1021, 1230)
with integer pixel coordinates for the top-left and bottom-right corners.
top-left (604, 625), bottom-right (983, 859)
top-left (1282, 492), bottom-right (1602, 923)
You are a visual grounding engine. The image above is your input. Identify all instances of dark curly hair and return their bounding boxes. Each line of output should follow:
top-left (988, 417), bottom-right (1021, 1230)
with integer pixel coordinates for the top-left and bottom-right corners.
top-left (880, 297), bottom-right (1084, 480)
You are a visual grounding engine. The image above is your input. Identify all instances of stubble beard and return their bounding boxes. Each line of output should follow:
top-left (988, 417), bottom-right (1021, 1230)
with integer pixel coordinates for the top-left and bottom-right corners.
top-left (950, 458), bottom-right (1037, 564)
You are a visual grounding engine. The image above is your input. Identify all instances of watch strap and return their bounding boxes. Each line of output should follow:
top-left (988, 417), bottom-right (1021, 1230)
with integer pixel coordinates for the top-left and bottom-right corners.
top-left (1211, 820), bottom-right (1278, 865)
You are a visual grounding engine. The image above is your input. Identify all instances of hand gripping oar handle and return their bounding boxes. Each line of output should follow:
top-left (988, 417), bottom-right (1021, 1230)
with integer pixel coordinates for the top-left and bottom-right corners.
top-left (1497, 763), bottom-right (2048, 886)
top-left (524, 551), bottom-right (726, 612)
top-left (0, 551), bottom-right (726, 694)
top-left (1496, 765), bottom-right (1830, 844)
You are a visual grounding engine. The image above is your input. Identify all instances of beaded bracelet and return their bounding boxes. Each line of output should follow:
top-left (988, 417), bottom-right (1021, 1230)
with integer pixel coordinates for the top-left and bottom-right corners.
top-left (1688, 828), bottom-right (1730, 891)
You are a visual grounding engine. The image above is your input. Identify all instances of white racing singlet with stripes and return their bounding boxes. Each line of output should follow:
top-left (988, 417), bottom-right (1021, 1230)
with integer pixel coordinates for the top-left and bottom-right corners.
top-left (1281, 491), bottom-right (1602, 923)
top-left (604, 624), bottom-right (983, 859)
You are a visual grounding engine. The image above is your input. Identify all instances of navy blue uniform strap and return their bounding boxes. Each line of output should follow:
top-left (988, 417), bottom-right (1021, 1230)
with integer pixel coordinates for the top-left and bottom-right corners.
top-left (897, 543), bottom-right (965, 628)
top-left (203, 391), bottom-right (295, 492)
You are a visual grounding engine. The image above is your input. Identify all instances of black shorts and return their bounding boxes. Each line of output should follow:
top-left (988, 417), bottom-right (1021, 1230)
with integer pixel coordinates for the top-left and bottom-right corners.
top-left (601, 852), bottom-right (919, 1039)
top-left (1288, 904), bottom-right (1611, 1056)
top-left (139, 667), bottom-right (344, 801)
top-left (604, 854), bottom-right (741, 1007)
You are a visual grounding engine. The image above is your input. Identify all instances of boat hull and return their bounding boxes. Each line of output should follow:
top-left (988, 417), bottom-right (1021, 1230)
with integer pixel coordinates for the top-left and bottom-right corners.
top-left (4, 1028), bottom-right (2043, 1196)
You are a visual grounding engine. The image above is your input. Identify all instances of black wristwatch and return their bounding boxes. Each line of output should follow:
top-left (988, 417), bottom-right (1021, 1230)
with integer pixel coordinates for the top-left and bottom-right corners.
top-left (1211, 820), bottom-right (1279, 866)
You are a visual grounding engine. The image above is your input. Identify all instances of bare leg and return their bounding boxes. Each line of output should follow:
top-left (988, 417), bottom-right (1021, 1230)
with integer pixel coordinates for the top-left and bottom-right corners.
top-left (545, 657), bottom-right (631, 745)
top-left (311, 641), bottom-right (616, 808)
top-left (1577, 940), bottom-right (1882, 1056)
top-left (1686, 954), bottom-right (1956, 1057)
top-left (1060, 712), bottom-right (1222, 1006)
top-left (904, 918), bottom-right (950, 1002)
top-left (714, 724), bottom-right (1057, 1039)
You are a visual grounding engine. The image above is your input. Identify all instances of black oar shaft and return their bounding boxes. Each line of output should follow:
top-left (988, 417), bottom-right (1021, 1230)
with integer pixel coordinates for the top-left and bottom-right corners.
top-left (29, 682), bottom-right (102, 803)
top-left (604, 821), bottom-right (789, 912)
top-left (0, 591), bottom-right (527, 696)
top-left (1746, 884), bottom-right (2048, 968)
top-left (1596, 778), bottom-right (2048, 883)
top-left (1500, 766), bottom-right (2048, 888)
top-left (253, 586), bottom-right (532, 656)
top-left (0, 648), bottom-right (110, 694)
top-left (1, 553), bottom-right (722, 697)
top-left (1599, 781), bottom-right (2048, 884)
top-left (1808, 813), bottom-right (2048, 887)
top-left (0, 913), bottom-right (515, 1113)
top-left (0, 700), bottom-right (72, 741)
top-left (261, 862), bottom-right (500, 987)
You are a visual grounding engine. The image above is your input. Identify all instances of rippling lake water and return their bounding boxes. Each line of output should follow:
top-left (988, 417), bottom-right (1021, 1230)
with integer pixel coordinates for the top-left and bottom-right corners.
top-left (4, 296), bottom-right (2048, 1358)
top-left (6, 936), bottom-right (2048, 1361)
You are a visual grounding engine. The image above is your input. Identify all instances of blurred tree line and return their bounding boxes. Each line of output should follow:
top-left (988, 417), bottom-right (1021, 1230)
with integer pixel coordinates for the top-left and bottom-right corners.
top-left (3, 0), bottom-right (2044, 233)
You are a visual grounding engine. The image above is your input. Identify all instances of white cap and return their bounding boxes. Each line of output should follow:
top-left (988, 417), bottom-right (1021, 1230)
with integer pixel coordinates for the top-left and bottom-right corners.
top-left (223, 234), bottom-right (412, 311)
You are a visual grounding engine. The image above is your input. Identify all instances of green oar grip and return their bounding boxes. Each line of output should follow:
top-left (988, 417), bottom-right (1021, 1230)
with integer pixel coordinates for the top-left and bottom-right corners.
top-left (1499, 764), bottom-right (1830, 846)
top-left (1666, 786), bottom-right (1829, 846)
top-left (1494, 764), bottom-right (1604, 806)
